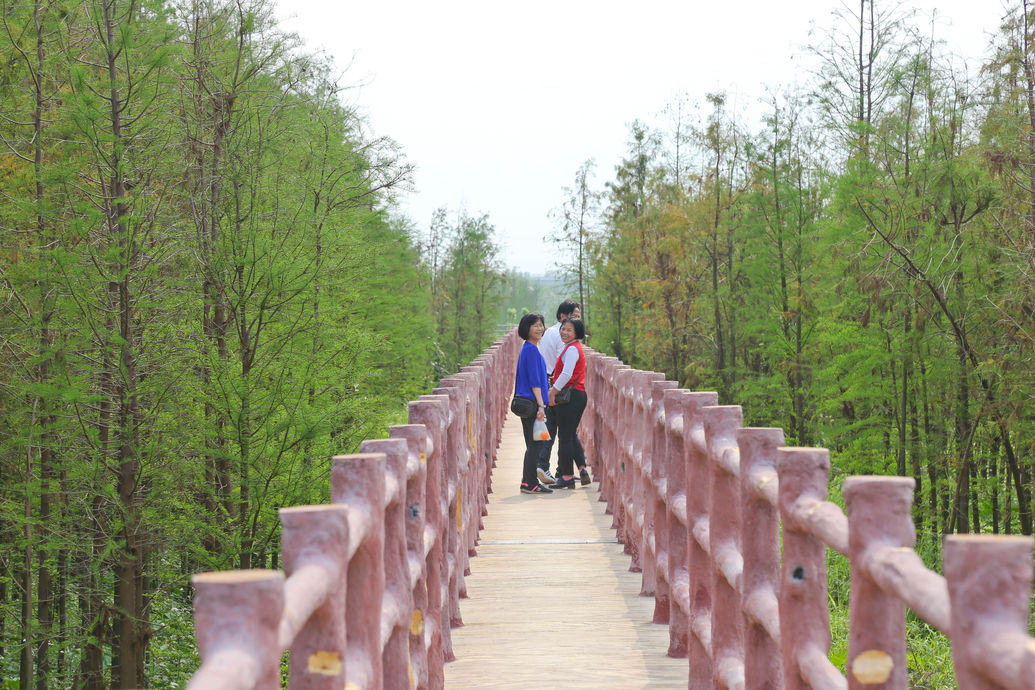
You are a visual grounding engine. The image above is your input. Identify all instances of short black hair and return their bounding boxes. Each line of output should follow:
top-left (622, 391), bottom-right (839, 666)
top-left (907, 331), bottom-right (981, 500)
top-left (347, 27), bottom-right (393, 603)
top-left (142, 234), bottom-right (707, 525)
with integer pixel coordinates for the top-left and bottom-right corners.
top-left (556, 299), bottom-right (580, 321)
top-left (518, 312), bottom-right (544, 340)
top-left (565, 317), bottom-right (586, 340)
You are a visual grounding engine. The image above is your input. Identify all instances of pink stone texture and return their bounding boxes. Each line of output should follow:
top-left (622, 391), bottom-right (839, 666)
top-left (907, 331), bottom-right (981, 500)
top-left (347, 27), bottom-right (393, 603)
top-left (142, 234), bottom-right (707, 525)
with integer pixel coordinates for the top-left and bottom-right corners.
top-left (738, 427), bottom-right (785, 690)
top-left (777, 447), bottom-right (846, 690)
top-left (647, 379), bottom-right (678, 614)
top-left (189, 570), bottom-right (285, 690)
top-left (279, 505), bottom-right (349, 690)
top-left (703, 404), bottom-right (744, 690)
top-left (945, 534), bottom-right (1035, 689)
top-left (843, 476), bottom-right (915, 689)
top-left (663, 388), bottom-right (689, 658)
top-left (681, 392), bottom-right (718, 678)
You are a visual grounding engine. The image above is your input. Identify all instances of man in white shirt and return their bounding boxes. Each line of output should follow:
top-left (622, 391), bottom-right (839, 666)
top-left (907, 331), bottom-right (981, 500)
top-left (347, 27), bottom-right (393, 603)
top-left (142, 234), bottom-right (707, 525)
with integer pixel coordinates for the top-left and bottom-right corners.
top-left (536, 299), bottom-right (580, 484)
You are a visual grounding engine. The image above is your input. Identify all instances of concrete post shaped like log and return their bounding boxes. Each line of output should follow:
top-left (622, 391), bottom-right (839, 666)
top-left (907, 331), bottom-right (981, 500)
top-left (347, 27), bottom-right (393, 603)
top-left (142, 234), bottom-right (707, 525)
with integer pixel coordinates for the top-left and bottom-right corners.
top-left (331, 452), bottom-right (387, 690)
top-left (279, 505), bottom-right (350, 690)
top-left (681, 391), bottom-right (718, 683)
top-left (647, 379), bottom-right (678, 615)
top-left (777, 447), bottom-right (846, 690)
top-left (410, 395), bottom-right (451, 678)
top-left (663, 388), bottom-right (689, 658)
top-left (945, 534), bottom-right (1035, 690)
top-left (702, 404), bottom-right (744, 690)
top-left (189, 570), bottom-right (285, 690)
top-left (389, 423), bottom-right (431, 690)
top-left (843, 476), bottom-right (915, 689)
top-left (737, 427), bottom-right (784, 690)
top-left (431, 381), bottom-right (466, 630)
top-left (360, 438), bottom-right (413, 690)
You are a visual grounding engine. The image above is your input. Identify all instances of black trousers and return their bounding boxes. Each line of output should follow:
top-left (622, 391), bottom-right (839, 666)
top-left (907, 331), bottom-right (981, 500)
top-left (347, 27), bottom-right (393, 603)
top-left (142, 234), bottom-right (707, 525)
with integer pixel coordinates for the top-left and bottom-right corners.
top-left (537, 404), bottom-right (557, 471)
top-left (520, 414), bottom-right (544, 487)
top-left (554, 389), bottom-right (587, 476)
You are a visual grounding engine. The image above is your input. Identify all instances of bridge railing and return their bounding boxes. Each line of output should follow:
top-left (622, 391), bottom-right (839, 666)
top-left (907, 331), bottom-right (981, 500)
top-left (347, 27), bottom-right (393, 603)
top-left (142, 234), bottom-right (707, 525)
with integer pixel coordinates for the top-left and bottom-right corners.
top-left (186, 331), bottom-right (518, 690)
top-left (582, 351), bottom-right (1035, 690)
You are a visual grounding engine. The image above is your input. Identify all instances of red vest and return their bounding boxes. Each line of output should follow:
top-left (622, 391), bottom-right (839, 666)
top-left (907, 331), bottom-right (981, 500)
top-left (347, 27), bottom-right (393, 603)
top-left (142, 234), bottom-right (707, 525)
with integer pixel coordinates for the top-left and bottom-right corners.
top-left (554, 341), bottom-right (586, 392)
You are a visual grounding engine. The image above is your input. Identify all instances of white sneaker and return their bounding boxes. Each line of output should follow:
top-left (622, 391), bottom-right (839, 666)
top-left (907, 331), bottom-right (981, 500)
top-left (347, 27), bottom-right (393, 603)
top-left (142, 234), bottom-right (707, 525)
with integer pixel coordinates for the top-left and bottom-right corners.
top-left (537, 468), bottom-right (556, 485)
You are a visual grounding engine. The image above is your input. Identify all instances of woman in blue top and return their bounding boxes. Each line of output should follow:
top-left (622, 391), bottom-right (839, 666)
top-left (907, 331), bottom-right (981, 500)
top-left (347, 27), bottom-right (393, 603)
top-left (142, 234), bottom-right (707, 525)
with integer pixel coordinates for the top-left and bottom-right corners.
top-left (514, 312), bottom-right (553, 494)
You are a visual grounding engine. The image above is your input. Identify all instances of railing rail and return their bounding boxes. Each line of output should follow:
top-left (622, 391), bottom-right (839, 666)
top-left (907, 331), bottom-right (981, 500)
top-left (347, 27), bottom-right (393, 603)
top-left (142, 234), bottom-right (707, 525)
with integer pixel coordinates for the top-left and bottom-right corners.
top-left (186, 332), bottom-right (518, 690)
top-left (582, 350), bottom-right (1035, 690)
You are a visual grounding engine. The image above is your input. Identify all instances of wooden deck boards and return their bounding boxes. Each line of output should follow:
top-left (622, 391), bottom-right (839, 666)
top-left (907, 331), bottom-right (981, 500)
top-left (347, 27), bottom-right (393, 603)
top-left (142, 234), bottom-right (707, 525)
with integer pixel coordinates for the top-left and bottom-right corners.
top-left (443, 417), bottom-right (688, 688)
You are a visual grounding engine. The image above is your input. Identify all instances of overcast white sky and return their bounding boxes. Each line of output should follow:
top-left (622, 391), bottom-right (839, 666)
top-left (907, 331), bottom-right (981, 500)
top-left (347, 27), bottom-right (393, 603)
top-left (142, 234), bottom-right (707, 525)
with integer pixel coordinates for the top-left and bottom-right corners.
top-left (274, 0), bottom-right (1009, 274)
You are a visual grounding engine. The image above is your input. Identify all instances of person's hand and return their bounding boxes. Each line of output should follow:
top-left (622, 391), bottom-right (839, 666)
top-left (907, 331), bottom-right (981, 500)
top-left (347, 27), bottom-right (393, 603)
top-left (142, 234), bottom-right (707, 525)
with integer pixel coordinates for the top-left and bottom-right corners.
top-left (548, 388), bottom-right (556, 406)
top-left (536, 407), bottom-right (545, 421)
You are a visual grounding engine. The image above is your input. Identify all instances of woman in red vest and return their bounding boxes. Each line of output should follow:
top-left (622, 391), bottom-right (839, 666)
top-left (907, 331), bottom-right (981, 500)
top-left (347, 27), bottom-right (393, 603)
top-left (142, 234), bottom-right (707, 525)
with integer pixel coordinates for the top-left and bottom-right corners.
top-left (548, 318), bottom-right (590, 489)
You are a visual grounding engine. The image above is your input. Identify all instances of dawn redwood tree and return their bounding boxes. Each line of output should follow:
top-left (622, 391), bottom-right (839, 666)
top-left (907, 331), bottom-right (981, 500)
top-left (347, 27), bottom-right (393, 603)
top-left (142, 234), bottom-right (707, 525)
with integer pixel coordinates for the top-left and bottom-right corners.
top-left (548, 159), bottom-right (598, 321)
top-left (62, 0), bottom-right (183, 685)
top-left (737, 89), bottom-right (826, 445)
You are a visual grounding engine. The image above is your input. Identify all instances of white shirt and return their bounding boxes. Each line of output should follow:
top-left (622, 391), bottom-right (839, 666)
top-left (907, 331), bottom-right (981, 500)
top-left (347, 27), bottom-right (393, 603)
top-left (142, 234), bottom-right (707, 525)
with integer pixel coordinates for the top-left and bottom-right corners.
top-left (538, 323), bottom-right (564, 374)
top-left (552, 344), bottom-right (579, 390)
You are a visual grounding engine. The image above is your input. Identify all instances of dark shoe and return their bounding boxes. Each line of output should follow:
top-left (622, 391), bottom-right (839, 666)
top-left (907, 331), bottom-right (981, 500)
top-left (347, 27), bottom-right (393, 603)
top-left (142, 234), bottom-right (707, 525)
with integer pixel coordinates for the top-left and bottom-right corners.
top-left (537, 468), bottom-right (556, 485)
top-left (579, 468), bottom-right (592, 486)
top-left (521, 482), bottom-right (553, 494)
top-left (551, 476), bottom-right (576, 490)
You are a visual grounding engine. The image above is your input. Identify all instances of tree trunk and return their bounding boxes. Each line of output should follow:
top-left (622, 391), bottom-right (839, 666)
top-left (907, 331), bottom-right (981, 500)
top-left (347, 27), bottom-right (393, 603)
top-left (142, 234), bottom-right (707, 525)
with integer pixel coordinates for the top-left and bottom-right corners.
top-left (21, 446), bottom-right (33, 688)
top-left (1000, 430), bottom-right (1032, 535)
top-left (103, 3), bottom-right (145, 683)
top-left (953, 272), bottom-right (970, 534)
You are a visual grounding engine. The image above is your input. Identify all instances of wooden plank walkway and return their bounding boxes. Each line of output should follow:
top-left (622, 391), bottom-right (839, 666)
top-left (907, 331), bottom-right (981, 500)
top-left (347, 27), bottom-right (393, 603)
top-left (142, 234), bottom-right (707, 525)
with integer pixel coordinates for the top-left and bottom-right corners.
top-left (443, 416), bottom-right (688, 688)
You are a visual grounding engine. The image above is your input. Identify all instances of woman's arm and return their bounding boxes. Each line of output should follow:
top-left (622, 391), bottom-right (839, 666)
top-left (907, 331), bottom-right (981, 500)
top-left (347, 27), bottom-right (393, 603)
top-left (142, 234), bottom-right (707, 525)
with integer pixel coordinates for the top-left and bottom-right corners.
top-left (531, 386), bottom-right (545, 420)
top-left (552, 347), bottom-right (578, 390)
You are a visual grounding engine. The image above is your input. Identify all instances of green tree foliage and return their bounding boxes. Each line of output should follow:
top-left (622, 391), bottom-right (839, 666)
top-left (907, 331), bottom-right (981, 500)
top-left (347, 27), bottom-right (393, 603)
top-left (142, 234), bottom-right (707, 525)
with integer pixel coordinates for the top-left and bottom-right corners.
top-left (420, 207), bottom-right (503, 377)
top-left (0, 0), bottom-right (432, 686)
top-left (585, 2), bottom-right (1035, 557)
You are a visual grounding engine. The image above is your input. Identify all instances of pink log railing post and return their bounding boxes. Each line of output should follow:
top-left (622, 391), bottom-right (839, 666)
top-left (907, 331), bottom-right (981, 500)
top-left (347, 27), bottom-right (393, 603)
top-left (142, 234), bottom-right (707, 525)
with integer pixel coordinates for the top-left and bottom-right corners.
top-left (664, 388), bottom-right (689, 658)
top-left (331, 452), bottom-right (386, 690)
top-left (454, 369), bottom-right (486, 555)
top-left (189, 570), bottom-right (285, 690)
top-left (279, 505), bottom-right (350, 689)
top-left (629, 371), bottom-right (664, 574)
top-left (944, 535), bottom-right (1035, 689)
top-left (737, 427), bottom-right (784, 689)
top-left (597, 358), bottom-right (622, 512)
top-left (579, 349), bottom-right (600, 472)
top-left (618, 369), bottom-right (636, 555)
top-left (389, 423), bottom-right (431, 690)
top-left (777, 447), bottom-right (847, 690)
top-left (648, 379), bottom-right (678, 620)
top-left (359, 438), bottom-right (412, 690)
top-left (613, 367), bottom-right (635, 539)
top-left (616, 368), bottom-right (636, 555)
top-left (683, 392), bottom-right (718, 679)
top-left (842, 476), bottom-right (914, 688)
top-left (435, 378), bottom-right (471, 606)
top-left (703, 404), bottom-right (744, 689)
top-left (411, 394), bottom-right (452, 674)
top-left (431, 382), bottom-right (465, 630)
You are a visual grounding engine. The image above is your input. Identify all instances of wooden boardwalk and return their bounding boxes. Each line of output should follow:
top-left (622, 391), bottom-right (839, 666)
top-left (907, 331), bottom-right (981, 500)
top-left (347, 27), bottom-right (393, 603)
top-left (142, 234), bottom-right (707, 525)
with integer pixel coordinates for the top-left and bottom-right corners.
top-left (443, 417), bottom-right (688, 689)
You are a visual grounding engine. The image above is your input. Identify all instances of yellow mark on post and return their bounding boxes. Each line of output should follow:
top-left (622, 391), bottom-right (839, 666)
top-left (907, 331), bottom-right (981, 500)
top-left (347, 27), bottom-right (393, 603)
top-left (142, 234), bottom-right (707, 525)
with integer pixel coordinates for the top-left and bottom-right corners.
top-left (409, 654), bottom-right (415, 689)
top-left (346, 683), bottom-right (360, 690)
top-left (851, 649), bottom-right (893, 684)
top-left (419, 452), bottom-right (427, 467)
top-left (410, 609), bottom-right (424, 635)
top-left (308, 650), bottom-right (342, 676)
top-left (468, 406), bottom-right (476, 452)
top-left (457, 488), bottom-right (463, 534)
